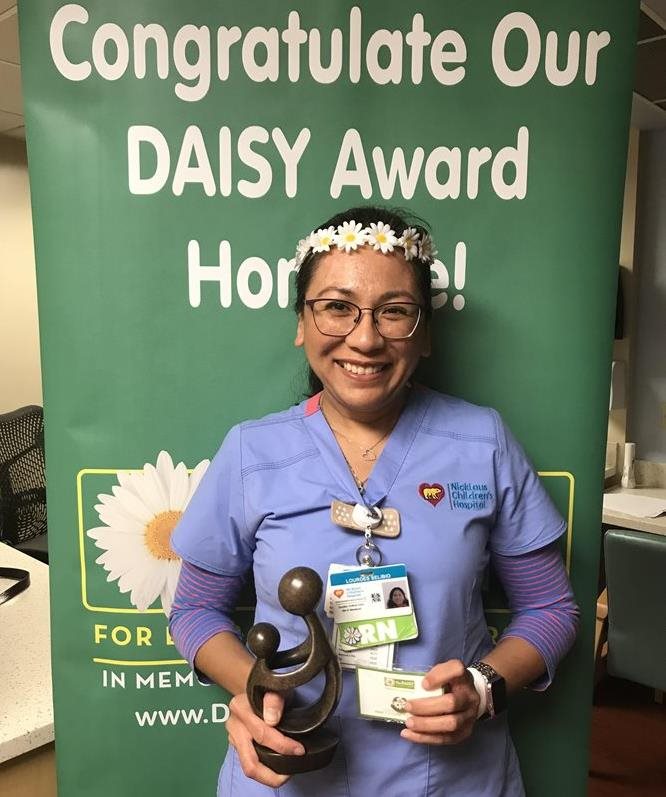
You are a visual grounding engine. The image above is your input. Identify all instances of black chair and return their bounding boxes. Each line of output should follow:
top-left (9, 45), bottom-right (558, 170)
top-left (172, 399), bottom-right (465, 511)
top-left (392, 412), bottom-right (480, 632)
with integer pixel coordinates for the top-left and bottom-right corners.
top-left (0, 405), bottom-right (48, 563)
top-left (603, 528), bottom-right (666, 693)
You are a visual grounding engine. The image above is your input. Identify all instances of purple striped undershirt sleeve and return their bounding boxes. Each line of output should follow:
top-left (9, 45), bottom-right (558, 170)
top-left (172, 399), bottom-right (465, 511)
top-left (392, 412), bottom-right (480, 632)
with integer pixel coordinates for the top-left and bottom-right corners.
top-left (169, 561), bottom-right (244, 679)
top-left (491, 542), bottom-right (580, 690)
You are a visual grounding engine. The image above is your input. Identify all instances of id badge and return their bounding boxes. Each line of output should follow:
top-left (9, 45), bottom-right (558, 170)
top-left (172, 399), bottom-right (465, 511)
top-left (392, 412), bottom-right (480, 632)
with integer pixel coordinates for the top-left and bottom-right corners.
top-left (329, 564), bottom-right (418, 650)
top-left (326, 563), bottom-right (394, 669)
top-left (331, 625), bottom-right (394, 671)
top-left (356, 665), bottom-right (443, 723)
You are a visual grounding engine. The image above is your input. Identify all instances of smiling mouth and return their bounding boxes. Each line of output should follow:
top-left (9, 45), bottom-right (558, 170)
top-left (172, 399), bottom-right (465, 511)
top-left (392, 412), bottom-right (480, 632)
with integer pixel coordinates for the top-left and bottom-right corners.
top-left (337, 361), bottom-right (388, 376)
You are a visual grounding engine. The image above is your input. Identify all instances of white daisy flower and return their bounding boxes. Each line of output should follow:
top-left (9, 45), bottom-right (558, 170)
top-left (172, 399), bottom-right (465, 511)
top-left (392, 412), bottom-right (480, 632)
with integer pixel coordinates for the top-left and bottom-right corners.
top-left (311, 226), bottom-right (336, 253)
top-left (399, 227), bottom-right (420, 261)
top-left (343, 626), bottom-right (362, 646)
top-left (335, 221), bottom-right (366, 253)
top-left (87, 451), bottom-right (209, 615)
top-left (367, 222), bottom-right (398, 254)
top-left (418, 234), bottom-right (438, 262)
top-left (294, 236), bottom-right (313, 269)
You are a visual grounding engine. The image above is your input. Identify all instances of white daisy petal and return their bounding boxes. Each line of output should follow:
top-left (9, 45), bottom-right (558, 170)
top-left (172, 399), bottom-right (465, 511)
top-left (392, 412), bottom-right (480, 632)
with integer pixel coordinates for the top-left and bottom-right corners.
top-left (117, 559), bottom-right (161, 602)
top-left (335, 221), bottom-right (366, 253)
top-left (160, 561), bottom-right (183, 616)
top-left (399, 227), bottom-right (420, 261)
top-left (311, 226), bottom-right (336, 253)
top-left (110, 484), bottom-right (154, 524)
top-left (116, 470), bottom-right (146, 500)
top-left (95, 532), bottom-right (150, 571)
top-left (94, 503), bottom-right (143, 534)
top-left (294, 235), bottom-right (313, 268)
top-left (142, 464), bottom-right (169, 515)
top-left (169, 462), bottom-right (189, 511)
top-left (368, 222), bottom-right (397, 254)
top-left (129, 562), bottom-right (167, 611)
top-left (155, 451), bottom-right (175, 490)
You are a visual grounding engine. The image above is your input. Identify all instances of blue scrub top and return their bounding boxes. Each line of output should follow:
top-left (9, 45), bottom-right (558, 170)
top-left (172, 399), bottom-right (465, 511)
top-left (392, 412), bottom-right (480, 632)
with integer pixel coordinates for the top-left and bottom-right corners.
top-left (172, 387), bottom-right (565, 796)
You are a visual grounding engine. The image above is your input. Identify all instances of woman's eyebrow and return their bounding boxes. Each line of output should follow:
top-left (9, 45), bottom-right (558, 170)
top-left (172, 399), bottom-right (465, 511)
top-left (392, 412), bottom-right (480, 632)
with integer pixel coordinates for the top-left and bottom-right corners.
top-left (376, 290), bottom-right (417, 302)
top-left (313, 286), bottom-right (355, 297)
top-left (312, 288), bottom-right (417, 302)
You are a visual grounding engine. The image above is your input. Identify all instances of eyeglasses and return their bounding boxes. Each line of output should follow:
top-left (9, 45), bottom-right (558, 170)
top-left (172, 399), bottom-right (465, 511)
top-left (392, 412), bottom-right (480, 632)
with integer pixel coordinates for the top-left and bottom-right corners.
top-left (305, 299), bottom-right (422, 340)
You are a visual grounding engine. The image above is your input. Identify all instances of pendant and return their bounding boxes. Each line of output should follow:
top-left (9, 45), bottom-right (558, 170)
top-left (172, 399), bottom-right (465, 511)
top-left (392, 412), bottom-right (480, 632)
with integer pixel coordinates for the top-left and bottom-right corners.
top-left (361, 449), bottom-right (376, 461)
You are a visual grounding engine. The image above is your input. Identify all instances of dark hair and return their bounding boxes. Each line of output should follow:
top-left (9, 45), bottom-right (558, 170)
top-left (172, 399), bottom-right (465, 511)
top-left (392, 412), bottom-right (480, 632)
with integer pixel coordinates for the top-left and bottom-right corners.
top-left (294, 206), bottom-right (434, 396)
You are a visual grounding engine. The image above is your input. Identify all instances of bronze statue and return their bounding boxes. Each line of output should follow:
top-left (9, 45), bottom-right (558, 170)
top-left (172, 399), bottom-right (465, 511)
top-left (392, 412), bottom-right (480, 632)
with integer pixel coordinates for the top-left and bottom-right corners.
top-left (246, 566), bottom-right (342, 774)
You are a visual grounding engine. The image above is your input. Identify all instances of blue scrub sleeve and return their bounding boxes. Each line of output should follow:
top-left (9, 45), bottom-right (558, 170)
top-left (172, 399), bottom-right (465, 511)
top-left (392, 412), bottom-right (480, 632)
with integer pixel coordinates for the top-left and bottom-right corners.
top-left (490, 411), bottom-right (566, 556)
top-left (171, 425), bottom-right (256, 576)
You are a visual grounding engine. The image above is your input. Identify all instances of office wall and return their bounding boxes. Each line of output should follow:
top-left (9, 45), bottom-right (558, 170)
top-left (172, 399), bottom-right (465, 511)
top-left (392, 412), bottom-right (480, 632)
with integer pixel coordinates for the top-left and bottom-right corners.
top-left (608, 127), bottom-right (639, 461)
top-left (0, 136), bottom-right (42, 412)
top-left (630, 128), bottom-right (666, 462)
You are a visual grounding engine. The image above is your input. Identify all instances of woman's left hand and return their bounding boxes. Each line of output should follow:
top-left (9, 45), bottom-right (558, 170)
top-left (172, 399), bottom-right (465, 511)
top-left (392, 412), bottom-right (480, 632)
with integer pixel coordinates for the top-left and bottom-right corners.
top-left (400, 659), bottom-right (480, 745)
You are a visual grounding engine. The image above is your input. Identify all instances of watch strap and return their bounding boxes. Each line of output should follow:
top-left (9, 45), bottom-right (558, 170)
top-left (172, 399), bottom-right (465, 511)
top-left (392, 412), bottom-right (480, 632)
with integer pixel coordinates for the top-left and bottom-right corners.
top-left (468, 660), bottom-right (506, 719)
top-left (466, 665), bottom-right (488, 718)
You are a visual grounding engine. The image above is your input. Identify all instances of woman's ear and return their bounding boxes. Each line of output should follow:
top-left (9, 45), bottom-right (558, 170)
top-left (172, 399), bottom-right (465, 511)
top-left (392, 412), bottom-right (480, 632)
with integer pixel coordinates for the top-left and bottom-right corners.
top-left (294, 314), bottom-right (305, 347)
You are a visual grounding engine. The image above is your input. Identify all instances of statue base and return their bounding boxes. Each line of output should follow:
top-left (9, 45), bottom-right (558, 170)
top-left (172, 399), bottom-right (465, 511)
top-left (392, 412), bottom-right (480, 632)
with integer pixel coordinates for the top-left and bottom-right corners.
top-left (254, 727), bottom-right (338, 775)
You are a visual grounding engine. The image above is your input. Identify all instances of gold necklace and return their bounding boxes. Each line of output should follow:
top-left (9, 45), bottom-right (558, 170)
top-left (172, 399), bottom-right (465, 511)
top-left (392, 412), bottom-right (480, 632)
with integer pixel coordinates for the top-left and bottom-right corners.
top-left (330, 425), bottom-right (392, 462)
top-left (319, 396), bottom-right (396, 461)
top-left (342, 452), bottom-right (367, 493)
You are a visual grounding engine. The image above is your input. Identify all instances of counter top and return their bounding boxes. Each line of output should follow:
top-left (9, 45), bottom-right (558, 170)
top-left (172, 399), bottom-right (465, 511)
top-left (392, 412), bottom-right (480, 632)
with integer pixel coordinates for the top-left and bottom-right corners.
top-left (0, 543), bottom-right (54, 764)
top-left (602, 486), bottom-right (666, 537)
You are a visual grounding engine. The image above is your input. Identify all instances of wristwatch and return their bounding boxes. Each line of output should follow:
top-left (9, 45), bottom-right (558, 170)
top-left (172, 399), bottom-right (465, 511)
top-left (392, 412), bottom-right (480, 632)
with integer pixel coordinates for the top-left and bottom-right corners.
top-left (467, 661), bottom-right (507, 720)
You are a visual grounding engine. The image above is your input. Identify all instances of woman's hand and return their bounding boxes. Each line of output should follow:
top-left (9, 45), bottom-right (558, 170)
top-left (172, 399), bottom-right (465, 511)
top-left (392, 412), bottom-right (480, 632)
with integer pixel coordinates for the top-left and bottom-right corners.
top-left (226, 692), bottom-right (304, 787)
top-left (400, 660), bottom-right (480, 745)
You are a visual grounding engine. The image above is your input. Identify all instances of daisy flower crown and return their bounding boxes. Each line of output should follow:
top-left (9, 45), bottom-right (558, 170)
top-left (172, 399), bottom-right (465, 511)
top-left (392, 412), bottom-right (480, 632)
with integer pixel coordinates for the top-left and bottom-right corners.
top-left (294, 220), bottom-right (437, 270)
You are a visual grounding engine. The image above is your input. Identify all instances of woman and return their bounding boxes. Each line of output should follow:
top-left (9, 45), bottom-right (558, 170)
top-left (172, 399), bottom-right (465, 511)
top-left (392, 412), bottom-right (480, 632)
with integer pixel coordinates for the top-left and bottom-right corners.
top-left (170, 206), bottom-right (579, 796)
top-left (387, 586), bottom-right (409, 609)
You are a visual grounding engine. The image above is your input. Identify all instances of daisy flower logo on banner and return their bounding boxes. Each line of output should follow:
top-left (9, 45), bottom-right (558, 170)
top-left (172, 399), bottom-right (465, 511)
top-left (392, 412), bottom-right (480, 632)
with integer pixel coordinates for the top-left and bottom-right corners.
top-left (86, 451), bottom-right (209, 615)
top-left (367, 222), bottom-right (397, 254)
top-left (336, 220), bottom-right (366, 252)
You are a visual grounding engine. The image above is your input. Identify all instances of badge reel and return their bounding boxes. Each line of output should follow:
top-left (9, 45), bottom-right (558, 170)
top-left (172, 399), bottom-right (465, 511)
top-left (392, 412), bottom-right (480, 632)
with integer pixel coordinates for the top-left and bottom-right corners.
top-left (354, 504), bottom-right (383, 567)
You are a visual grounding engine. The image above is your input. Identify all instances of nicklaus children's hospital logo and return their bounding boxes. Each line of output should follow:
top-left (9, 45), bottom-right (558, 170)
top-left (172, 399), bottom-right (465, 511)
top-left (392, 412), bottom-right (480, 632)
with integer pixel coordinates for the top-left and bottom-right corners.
top-left (419, 481), bottom-right (494, 510)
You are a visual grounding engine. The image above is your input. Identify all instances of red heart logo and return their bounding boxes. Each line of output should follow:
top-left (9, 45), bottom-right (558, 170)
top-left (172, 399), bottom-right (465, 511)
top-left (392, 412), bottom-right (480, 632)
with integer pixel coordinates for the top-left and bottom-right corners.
top-left (333, 589), bottom-right (344, 598)
top-left (419, 483), bottom-right (445, 506)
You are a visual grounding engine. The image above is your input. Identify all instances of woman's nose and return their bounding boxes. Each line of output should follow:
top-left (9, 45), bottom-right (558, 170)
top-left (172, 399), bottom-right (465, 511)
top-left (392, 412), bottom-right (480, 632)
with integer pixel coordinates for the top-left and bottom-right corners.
top-left (346, 310), bottom-right (384, 350)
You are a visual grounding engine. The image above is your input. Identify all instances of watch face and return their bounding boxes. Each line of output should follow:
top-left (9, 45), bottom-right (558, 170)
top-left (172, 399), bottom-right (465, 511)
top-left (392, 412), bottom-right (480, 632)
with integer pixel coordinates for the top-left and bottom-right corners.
top-left (490, 675), bottom-right (507, 715)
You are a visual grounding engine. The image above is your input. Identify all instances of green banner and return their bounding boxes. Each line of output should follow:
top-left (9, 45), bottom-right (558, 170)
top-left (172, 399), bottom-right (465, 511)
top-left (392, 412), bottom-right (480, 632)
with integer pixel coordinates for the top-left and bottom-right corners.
top-left (19, 1), bottom-right (636, 794)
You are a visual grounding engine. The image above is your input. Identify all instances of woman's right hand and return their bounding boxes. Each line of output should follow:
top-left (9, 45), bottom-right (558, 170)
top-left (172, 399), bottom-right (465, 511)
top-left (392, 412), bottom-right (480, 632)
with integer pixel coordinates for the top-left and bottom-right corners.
top-left (226, 692), bottom-right (305, 788)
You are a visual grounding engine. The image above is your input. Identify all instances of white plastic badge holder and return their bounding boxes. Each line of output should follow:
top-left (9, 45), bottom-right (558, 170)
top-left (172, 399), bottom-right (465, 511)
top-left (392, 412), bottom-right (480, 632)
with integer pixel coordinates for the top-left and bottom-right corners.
top-left (355, 665), bottom-right (442, 724)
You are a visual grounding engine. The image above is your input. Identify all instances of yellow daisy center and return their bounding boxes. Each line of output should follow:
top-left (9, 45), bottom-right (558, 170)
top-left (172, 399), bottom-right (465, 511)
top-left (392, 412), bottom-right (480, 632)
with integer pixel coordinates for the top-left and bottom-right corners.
top-left (345, 232), bottom-right (356, 242)
top-left (377, 233), bottom-right (387, 243)
top-left (144, 510), bottom-right (183, 561)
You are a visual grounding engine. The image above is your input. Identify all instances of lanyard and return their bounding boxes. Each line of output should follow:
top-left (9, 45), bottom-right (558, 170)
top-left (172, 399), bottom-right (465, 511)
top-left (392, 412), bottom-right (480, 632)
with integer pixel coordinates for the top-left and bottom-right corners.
top-left (354, 487), bottom-right (383, 567)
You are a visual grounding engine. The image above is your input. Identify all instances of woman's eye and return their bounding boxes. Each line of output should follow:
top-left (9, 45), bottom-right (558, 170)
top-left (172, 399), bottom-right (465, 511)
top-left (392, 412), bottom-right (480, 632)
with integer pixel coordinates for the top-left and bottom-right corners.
top-left (379, 304), bottom-right (409, 317)
top-left (323, 301), bottom-right (353, 314)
